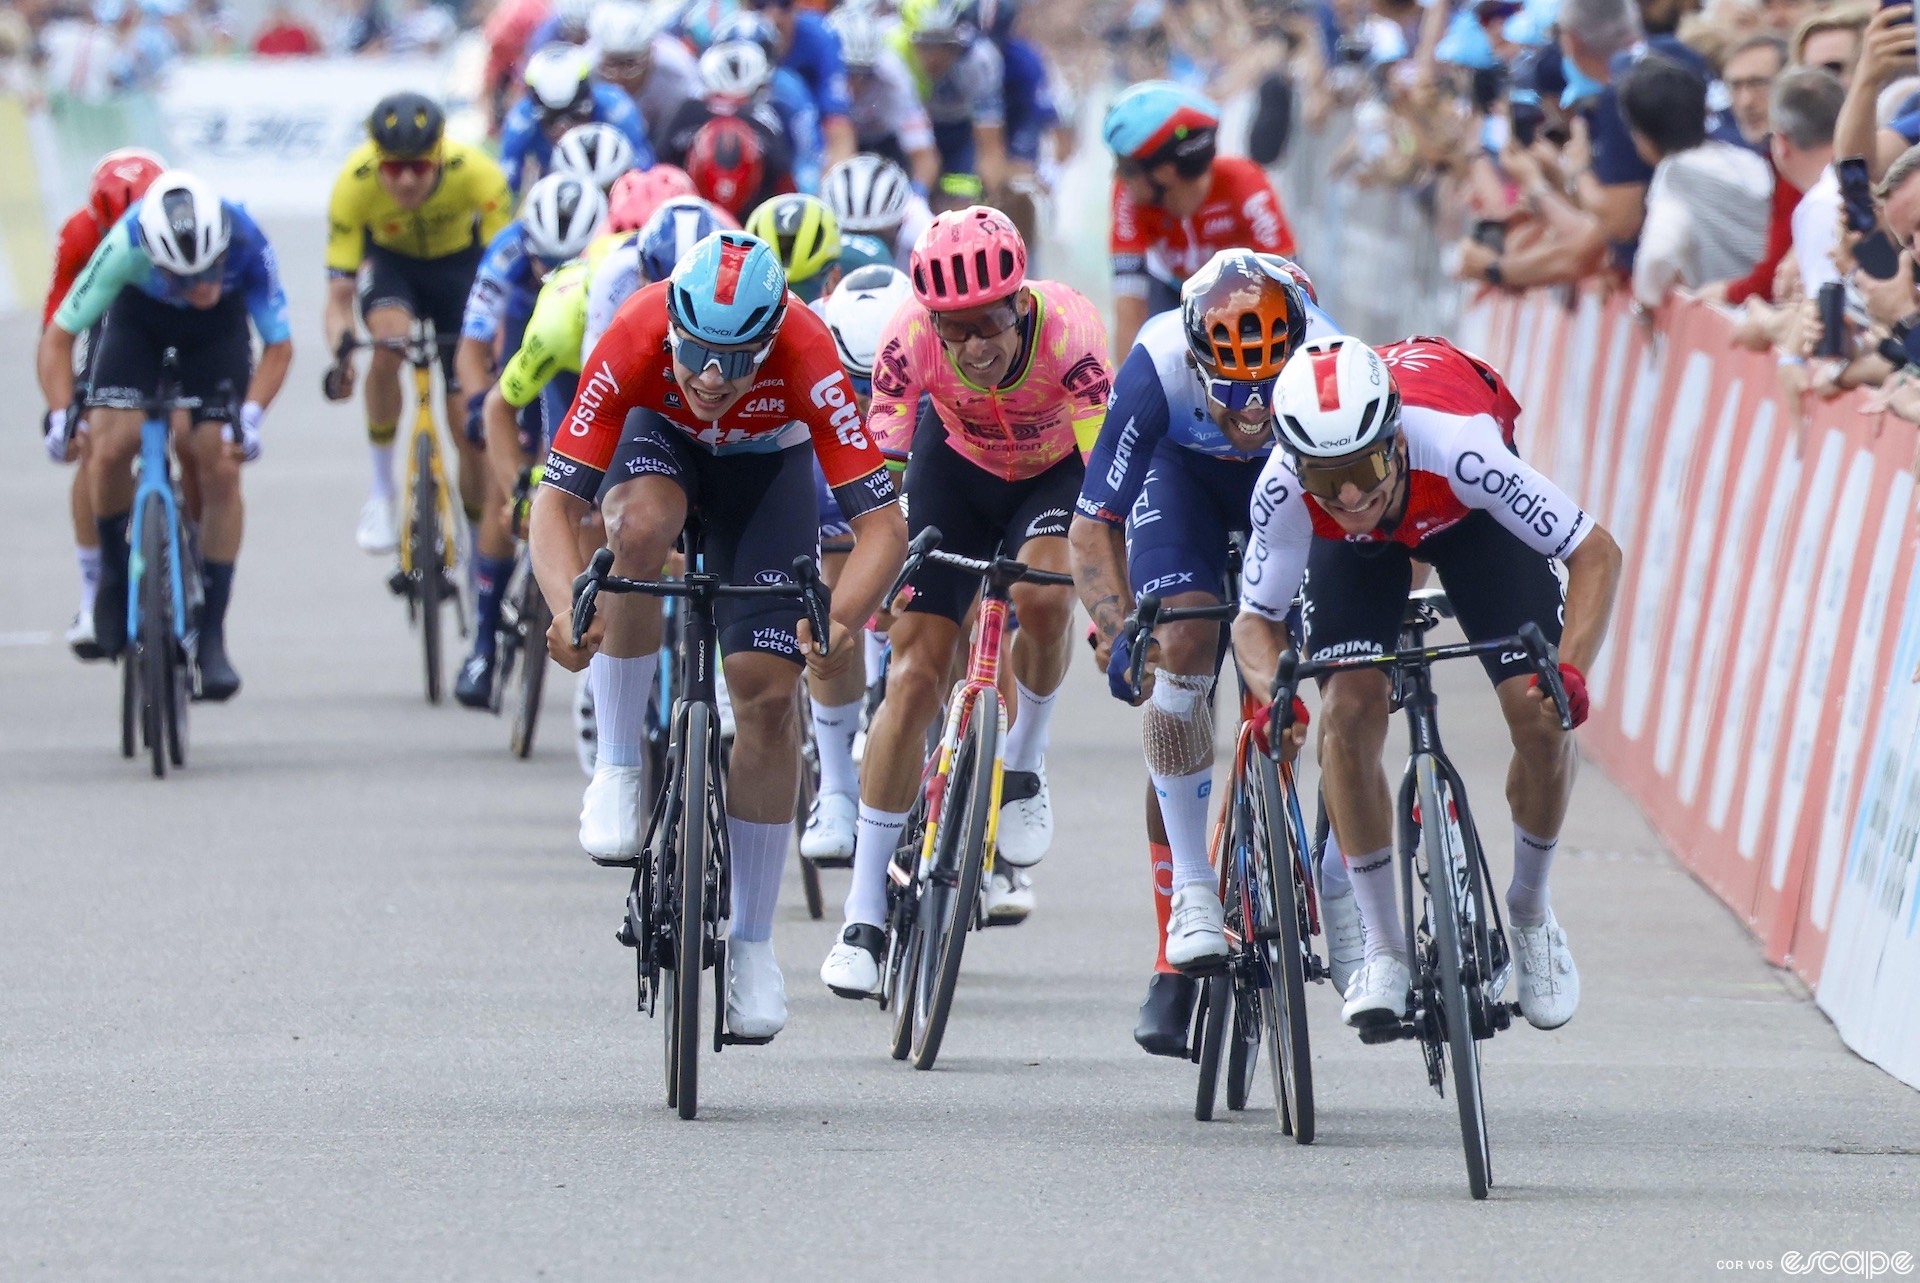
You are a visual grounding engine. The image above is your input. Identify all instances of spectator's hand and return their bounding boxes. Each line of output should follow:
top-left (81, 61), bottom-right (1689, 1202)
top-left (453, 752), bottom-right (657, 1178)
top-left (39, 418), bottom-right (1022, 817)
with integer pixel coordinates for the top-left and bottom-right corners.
top-left (1833, 222), bottom-right (1861, 279)
top-left (1774, 252), bottom-right (1805, 305)
top-left (1862, 5), bottom-right (1918, 89)
top-left (1865, 368), bottom-right (1920, 423)
top-left (1812, 358), bottom-right (1850, 400)
top-left (1778, 358), bottom-right (1811, 417)
top-left (1785, 296), bottom-right (1822, 359)
top-left (1453, 240), bottom-right (1499, 282)
top-left (1561, 117), bottom-right (1593, 187)
top-left (1499, 138), bottom-right (1543, 191)
top-left (1733, 298), bottom-right (1778, 350)
top-left (1860, 251), bottom-right (1918, 326)
top-left (1695, 281), bottom-right (1732, 307)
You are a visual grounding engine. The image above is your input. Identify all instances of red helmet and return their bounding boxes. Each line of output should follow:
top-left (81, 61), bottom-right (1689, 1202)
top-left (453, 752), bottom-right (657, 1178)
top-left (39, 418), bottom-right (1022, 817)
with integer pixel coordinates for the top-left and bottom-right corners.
top-left (608, 164), bottom-right (697, 233)
top-left (89, 147), bottom-right (167, 230)
top-left (907, 204), bottom-right (1027, 311)
top-left (685, 116), bottom-right (765, 222)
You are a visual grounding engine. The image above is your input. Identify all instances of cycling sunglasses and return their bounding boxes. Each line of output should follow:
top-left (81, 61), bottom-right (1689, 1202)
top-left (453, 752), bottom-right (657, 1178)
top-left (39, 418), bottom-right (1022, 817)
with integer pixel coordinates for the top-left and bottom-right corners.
top-left (1296, 443), bottom-right (1396, 508)
top-left (161, 253), bottom-right (228, 290)
top-left (670, 327), bottom-right (774, 380)
top-left (1115, 149), bottom-right (1212, 183)
top-left (931, 301), bottom-right (1018, 345)
top-left (537, 101), bottom-right (596, 131)
top-left (378, 157), bottom-right (437, 180)
top-left (1203, 373), bottom-right (1279, 414)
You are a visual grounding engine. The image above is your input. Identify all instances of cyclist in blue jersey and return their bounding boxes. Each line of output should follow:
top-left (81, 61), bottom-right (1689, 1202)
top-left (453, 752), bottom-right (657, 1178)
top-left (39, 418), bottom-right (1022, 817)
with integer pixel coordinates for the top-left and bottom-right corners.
top-left (35, 171), bottom-right (293, 702)
top-left (710, 14), bottom-right (828, 190)
top-left (500, 44), bottom-right (654, 195)
top-left (736, 0), bottom-right (857, 165)
top-left (1068, 249), bottom-right (1347, 1056)
top-left (899, 0), bottom-right (1008, 192)
top-left (978, 0), bottom-right (1061, 177)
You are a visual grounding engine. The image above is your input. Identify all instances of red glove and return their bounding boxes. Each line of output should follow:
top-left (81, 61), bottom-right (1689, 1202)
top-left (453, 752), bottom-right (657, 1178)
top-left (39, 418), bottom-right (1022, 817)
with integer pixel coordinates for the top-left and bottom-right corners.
top-left (1252, 696), bottom-right (1311, 756)
top-left (1531, 661), bottom-right (1588, 728)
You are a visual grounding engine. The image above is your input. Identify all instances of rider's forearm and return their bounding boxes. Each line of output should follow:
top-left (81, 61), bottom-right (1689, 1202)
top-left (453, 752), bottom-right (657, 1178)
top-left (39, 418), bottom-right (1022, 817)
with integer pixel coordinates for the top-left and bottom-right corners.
top-left (976, 125), bottom-right (1008, 196)
top-left (323, 276), bottom-right (356, 353)
top-left (1068, 515), bottom-right (1132, 641)
top-left (246, 340), bottom-right (293, 411)
top-left (1229, 611), bottom-right (1293, 704)
top-left (530, 485), bottom-right (591, 619)
top-left (483, 389), bottom-right (528, 499)
top-left (833, 505), bottom-right (909, 632)
top-left (36, 324), bottom-right (76, 409)
top-left (1557, 526), bottom-right (1622, 675)
top-left (454, 337), bottom-right (494, 403)
top-left (823, 116), bottom-right (856, 167)
top-left (908, 143), bottom-right (941, 192)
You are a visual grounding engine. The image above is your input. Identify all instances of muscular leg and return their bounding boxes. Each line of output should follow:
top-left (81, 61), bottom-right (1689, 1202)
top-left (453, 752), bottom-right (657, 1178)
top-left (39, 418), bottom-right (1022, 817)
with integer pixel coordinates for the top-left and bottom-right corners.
top-left (85, 406), bottom-right (144, 654)
top-left (1317, 668), bottom-right (1399, 960)
top-left (177, 420), bottom-right (246, 695)
top-left (1496, 674), bottom-right (1577, 925)
top-left (1003, 535), bottom-right (1073, 772)
top-left (723, 650), bottom-right (806, 942)
top-left (362, 304), bottom-right (411, 497)
top-left (806, 548), bottom-right (866, 802)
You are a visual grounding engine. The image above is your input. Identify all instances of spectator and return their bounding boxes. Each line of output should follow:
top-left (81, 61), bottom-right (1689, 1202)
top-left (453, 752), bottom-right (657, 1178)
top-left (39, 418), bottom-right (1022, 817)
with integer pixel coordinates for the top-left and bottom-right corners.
top-left (252, 3), bottom-right (321, 55)
top-left (1772, 66), bottom-right (1846, 294)
top-left (1618, 54), bottom-right (1772, 307)
top-left (1835, 3), bottom-right (1919, 182)
top-left (1760, 0), bottom-right (1818, 38)
top-left (1790, 5), bottom-right (1869, 87)
top-left (1714, 34), bottom-right (1786, 152)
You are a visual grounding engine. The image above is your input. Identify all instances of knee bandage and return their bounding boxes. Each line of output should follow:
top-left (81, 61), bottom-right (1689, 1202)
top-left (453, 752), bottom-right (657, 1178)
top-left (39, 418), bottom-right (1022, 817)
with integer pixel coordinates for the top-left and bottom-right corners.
top-left (1142, 671), bottom-right (1216, 778)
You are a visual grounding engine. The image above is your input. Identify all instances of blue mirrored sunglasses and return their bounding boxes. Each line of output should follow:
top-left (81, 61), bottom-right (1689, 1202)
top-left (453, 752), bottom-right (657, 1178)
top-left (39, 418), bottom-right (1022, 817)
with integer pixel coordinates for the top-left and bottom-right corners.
top-left (1204, 373), bottom-right (1277, 412)
top-left (670, 328), bottom-right (773, 380)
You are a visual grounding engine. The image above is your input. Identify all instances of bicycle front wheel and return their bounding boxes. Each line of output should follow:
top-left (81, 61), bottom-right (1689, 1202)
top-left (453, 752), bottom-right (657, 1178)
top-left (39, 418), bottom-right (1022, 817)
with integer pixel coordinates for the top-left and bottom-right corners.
top-left (411, 429), bottom-right (443, 705)
top-left (1252, 751), bottom-right (1314, 1143)
top-left (911, 695), bottom-right (997, 1070)
top-left (1193, 974), bottom-right (1229, 1121)
top-left (794, 693), bottom-right (824, 919)
top-left (138, 495), bottom-right (171, 778)
top-left (1420, 756), bottom-right (1490, 1199)
top-left (510, 576), bottom-right (550, 758)
top-left (670, 703), bottom-right (711, 1120)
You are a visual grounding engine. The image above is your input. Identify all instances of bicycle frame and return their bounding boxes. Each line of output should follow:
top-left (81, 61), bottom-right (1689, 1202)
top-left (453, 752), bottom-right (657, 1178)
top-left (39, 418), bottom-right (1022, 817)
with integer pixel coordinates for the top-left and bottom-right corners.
top-left (125, 413), bottom-right (191, 654)
top-left (394, 331), bottom-right (461, 579)
top-left (914, 590), bottom-right (1011, 882)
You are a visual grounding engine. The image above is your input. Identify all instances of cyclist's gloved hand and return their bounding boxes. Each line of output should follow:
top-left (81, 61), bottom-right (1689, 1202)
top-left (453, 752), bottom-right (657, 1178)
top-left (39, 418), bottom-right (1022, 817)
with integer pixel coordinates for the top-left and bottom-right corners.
top-left (1251, 696), bottom-right (1311, 757)
top-left (1530, 661), bottom-right (1588, 728)
top-left (1105, 630), bottom-right (1136, 701)
top-left (226, 401), bottom-right (264, 462)
top-left (42, 408), bottom-right (71, 464)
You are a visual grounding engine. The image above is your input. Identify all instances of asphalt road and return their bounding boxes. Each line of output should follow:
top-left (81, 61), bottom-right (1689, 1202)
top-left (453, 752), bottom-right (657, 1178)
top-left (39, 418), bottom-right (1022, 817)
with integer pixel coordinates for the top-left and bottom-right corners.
top-left (2, 218), bottom-right (1915, 1282)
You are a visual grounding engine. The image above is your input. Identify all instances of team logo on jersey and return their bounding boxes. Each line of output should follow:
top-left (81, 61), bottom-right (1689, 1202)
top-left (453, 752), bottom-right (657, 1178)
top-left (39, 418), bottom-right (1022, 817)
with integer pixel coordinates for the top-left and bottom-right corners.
top-left (754, 569), bottom-right (793, 586)
top-left (741, 397), bottom-right (786, 414)
top-left (566, 362), bottom-right (623, 436)
top-left (809, 372), bottom-right (867, 448)
top-left (1061, 354), bottom-right (1111, 403)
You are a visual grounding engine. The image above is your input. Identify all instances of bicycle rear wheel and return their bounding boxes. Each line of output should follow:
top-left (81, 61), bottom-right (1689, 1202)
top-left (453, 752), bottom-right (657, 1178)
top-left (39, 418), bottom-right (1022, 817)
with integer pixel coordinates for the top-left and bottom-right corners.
top-left (120, 640), bottom-right (137, 759)
top-left (138, 496), bottom-right (171, 779)
top-left (670, 703), bottom-right (711, 1120)
top-left (910, 697), bottom-right (997, 1070)
top-left (794, 694), bottom-right (825, 919)
top-left (509, 573), bottom-right (550, 758)
top-left (1193, 974), bottom-right (1229, 1121)
top-left (411, 429), bottom-right (443, 705)
top-left (1225, 980), bottom-right (1260, 1112)
top-left (1253, 752), bottom-right (1314, 1143)
top-left (166, 521), bottom-right (193, 768)
top-left (1420, 757), bottom-right (1490, 1199)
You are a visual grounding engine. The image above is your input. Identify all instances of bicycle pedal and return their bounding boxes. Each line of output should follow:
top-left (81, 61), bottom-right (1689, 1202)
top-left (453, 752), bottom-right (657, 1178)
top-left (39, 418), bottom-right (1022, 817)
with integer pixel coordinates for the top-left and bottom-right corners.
top-left (1172, 957), bottom-right (1229, 979)
top-left (1357, 1020), bottom-right (1415, 1045)
top-left (805, 854), bottom-right (854, 870)
top-left (720, 1030), bottom-right (776, 1047)
top-left (387, 569), bottom-right (412, 597)
top-left (591, 852), bottom-right (642, 869)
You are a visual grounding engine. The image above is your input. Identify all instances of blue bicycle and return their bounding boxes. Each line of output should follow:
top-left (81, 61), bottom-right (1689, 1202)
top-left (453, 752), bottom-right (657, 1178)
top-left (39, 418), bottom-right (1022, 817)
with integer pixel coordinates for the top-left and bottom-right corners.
top-left (117, 353), bottom-right (207, 778)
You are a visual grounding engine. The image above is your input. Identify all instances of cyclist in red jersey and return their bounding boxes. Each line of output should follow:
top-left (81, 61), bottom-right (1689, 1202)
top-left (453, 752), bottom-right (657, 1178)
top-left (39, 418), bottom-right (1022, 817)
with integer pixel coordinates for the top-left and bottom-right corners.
top-left (40, 147), bottom-right (166, 661)
top-left (1103, 81), bottom-right (1296, 354)
top-left (530, 230), bottom-right (906, 1042)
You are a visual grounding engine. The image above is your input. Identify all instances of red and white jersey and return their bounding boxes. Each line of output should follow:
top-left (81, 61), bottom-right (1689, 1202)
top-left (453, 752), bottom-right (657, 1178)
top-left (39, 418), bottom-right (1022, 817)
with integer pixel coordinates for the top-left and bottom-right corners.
top-left (1109, 157), bottom-right (1297, 298)
top-left (1239, 342), bottom-right (1591, 623)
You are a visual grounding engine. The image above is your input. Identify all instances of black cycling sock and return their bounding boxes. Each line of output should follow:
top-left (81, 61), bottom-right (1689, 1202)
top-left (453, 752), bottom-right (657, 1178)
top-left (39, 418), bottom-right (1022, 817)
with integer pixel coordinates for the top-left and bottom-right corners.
top-left (95, 512), bottom-right (130, 577)
top-left (201, 560), bottom-right (235, 639)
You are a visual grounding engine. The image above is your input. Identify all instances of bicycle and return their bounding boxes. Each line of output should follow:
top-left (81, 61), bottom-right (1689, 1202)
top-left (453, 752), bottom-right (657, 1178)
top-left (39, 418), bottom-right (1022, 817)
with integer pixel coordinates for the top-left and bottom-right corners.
top-left (1118, 582), bottom-right (1326, 1140)
top-left (494, 466), bottom-right (551, 758)
top-left (794, 534), bottom-right (858, 922)
top-left (1267, 589), bottom-right (1572, 1199)
top-left (871, 527), bottom-right (1075, 1071)
top-left (571, 530), bottom-right (830, 1121)
top-left (114, 352), bottom-right (209, 779)
top-left (326, 326), bottom-right (467, 705)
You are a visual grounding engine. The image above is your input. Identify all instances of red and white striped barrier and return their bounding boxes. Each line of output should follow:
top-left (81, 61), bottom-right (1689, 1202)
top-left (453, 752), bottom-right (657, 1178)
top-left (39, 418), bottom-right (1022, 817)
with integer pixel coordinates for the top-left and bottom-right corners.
top-left (1458, 291), bottom-right (1920, 1091)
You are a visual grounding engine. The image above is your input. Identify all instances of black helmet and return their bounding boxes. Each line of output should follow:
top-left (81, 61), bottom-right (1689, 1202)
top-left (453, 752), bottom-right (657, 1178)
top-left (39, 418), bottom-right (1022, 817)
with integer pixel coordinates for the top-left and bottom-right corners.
top-left (369, 92), bottom-right (445, 159)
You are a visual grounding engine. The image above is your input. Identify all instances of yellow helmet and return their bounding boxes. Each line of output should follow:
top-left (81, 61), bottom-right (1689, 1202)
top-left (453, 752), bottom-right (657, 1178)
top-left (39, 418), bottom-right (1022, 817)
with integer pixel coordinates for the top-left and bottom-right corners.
top-left (745, 193), bottom-right (842, 295)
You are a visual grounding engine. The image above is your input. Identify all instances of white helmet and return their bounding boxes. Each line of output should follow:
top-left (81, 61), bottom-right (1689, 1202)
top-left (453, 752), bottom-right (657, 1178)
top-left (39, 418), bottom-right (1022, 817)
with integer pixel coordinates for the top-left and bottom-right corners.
top-left (554, 122), bottom-right (636, 190)
top-left (822, 153), bottom-right (911, 233)
top-left (826, 8), bottom-right (887, 67)
top-left (553, 0), bottom-right (598, 32)
top-left (525, 44), bottom-right (596, 112)
top-left (1272, 337), bottom-right (1402, 458)
top-left (823, 264), bottom-right (912, 378)
top-left (137, 170), bottom-right (231, 277)
top-left (520, 171), bottom-right (610, 260)
top-left (590, 0), bottom-right (656, 56)
top-left (699, 40), bottom-right (771, 100)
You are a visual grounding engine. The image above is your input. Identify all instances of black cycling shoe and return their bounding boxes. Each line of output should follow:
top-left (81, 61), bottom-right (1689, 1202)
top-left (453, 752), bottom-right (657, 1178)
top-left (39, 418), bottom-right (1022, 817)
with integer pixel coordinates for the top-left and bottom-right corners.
top-left (1133, 971), bottom-right (1198, 1058)
top-left (196, 633), bottom-right (242, 702)
top-left (93, 564), bottom-right (128, 659)
top-left (454, 651), bottom-right (496, 709)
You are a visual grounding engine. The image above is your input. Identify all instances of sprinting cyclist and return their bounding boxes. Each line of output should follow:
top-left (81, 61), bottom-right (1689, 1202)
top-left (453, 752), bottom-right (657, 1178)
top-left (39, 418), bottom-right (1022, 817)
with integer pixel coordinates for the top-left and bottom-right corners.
top-left (745, 192), bottom-right (841, 302)
top-left (654, 41), bottom-right (808, 199)
top-left (40, 146), bottom-right (166, 660)
top-left (732, 0), bottom-right (858, 166)
top-left (1069, 249), bottom-right (1347, 1056)
top-left (500, 44), bottom-right (653, 195)
top-left (589, 2), bottom-right (703, 139)
top-left (824, 8), bottom-right (940, 189)
top-left (818, 206), bottom-right (1111, 997)
top-left (324, 93), bottom-right (511, 557)
top-left (529, 231), bottom-right (908, 1041)
top-left (710, 13), bottom-right (828, 191)
top-left (1233, 336), bottom-right (1623, 1032)
top-left (896, 0), bottom-right (1007, 193)
top-left (820, 153), bottom-right (932, 272)
top-left (36, 171), bottom-right (293, 701)
top-left (683, 114), bottom-right (794, 223)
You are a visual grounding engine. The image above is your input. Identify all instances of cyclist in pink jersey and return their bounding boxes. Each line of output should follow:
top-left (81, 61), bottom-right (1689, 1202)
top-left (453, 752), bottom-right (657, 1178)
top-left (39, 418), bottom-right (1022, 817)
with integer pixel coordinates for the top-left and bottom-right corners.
top-left (819, 206), bottom-right (1113, 999)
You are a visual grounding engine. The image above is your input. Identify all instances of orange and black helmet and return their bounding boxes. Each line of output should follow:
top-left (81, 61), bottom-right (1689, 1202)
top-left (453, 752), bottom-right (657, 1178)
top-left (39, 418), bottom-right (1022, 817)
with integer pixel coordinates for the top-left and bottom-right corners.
top-left (1179, 248), bottom-right (1309, 382)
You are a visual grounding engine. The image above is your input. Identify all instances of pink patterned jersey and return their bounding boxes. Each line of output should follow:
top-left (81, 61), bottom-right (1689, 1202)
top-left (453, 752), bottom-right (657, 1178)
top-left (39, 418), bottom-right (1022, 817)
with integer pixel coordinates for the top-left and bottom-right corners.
top-left (867, 279), bottom-right (1114, 483)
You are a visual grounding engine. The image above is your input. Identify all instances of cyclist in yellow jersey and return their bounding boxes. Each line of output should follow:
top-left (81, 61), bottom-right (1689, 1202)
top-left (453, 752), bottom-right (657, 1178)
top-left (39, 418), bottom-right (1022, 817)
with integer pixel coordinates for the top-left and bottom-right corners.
top-left (322, 92), bottom-right (512, 557)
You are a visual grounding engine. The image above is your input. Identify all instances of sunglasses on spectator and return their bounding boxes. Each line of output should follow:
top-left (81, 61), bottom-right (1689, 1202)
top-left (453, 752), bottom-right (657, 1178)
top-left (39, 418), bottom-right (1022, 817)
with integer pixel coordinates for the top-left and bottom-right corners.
top-left (670, 327), bottom-right (775, 380)
top-left (1203, 373), bottom-right (1279, 414)
top-left (931, 301), bottom-right (1019, 345)
top-left (379, 157), bottom-right (437, 180)
top-left (1296, 443), bottom-right (1397, 508)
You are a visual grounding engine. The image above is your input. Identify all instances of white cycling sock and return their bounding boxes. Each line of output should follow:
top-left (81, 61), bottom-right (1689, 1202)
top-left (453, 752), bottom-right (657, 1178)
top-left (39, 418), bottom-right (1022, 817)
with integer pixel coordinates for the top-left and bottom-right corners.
top-left (76, 545), bottom-right (102, 609)
top-left (1003, 677), bottom-right (1058, 774)
top-left (369, 444), bottom-right (394, 501)
top-left (591, 651), bottom-right (659, 769)
top-left (1151, 768), bottom-right (1215, 890)
top-left (726, 817), bottom-right (789, 942)
top-left (1349, 847), bottom-right (1403, 960)
top-left (1507, 826), bottom-right (1558, 927)
top-left (1320, 826), bottom-right (1351, 898)
top-left (844, 803), bottom-right (910, 927)
top-left (811, 697), bottom-right (862, 799)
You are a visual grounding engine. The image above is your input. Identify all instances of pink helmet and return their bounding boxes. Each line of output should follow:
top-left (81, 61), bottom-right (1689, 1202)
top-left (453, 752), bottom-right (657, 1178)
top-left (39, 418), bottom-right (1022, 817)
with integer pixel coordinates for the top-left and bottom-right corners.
top-left (907, 205), bottom-right (1027, 311)
top-left (609, 164), bottom-right (698, 234)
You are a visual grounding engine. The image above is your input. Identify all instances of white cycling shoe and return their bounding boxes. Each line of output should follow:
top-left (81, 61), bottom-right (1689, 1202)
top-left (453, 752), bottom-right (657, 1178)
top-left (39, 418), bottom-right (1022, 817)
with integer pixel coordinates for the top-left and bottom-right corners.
top-left (995, 769), bottom-right (1053, 868)
top-left (1165, 884), bottom-right (1228, 970)
top-left (799, 792), bottom-right (858, 863)
top-left (820, 922), bottom-right (885, 998)
top-left (1342, 953), bottom-right (1412, 1027)
top-left (1321, 886), bottom-right (1366, 995)
top-left (726, 938), bottom-right (787, 1040)
top-left (1511, 910), bottom-right (1580, 1029)
top-left (579, 762), bottom-right (645, 860)
top-left (985, 867), bottom-right (1034, 924)
top-left (573, 672), bottom-right (597, 778)
top-left (356, 493), bottom-right (397, 555)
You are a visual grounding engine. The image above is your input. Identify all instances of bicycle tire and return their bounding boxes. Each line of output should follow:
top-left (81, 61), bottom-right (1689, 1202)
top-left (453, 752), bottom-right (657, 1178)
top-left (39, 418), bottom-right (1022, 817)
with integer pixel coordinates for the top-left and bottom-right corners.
top-left (887, 915), bottom-right (920, 1060)
top-left (509, 578), bottom-right (550, 758)
top-left (120, 619), bottom-right (137, 759)
top-left (671, 703), bottom-right (711, 1119)
top-left (412, 429), bottom-right (443, 705)
top-left (794, 699), bottom-right (825, 919)
top-left (139, 496), bottom-right (170, 778)
top-left (166, 515), bottom-right (192, 768)
top-left (1225, 982), bottom-right (1259, 1112)
top-left (1253, 752), bottom-right (1314, 1144)
top-left (1193, 974), bottom-right (1229, 1121)
top-left (884, 802), bottom-right (926, 1059)
top-left (911, 697), bottom-right (997, 1070)
top-left (1420, 757), bottom-right (1490, 1199)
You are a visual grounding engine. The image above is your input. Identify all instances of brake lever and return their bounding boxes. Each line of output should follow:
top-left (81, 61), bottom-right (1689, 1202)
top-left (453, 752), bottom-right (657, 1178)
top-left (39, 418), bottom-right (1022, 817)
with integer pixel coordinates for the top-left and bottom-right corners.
top-left (1517, 621), bottom-right (1573, 731)
top-left (791, 555), bottom-right (833, 655)
top-left (886, 525), bottom-right (942, 606)
top-left (1267, 648), bottom-right (1302, 759)
top-left (571, 546), bottom-right (614, 648)
top-left (1124, 592), bottom-right (1160, 701)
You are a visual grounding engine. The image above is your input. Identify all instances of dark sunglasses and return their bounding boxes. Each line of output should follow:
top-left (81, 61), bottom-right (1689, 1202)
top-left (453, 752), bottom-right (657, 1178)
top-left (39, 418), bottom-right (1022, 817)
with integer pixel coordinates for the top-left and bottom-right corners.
top-left (670, 327), bottom-right (774, 380)
top-left (1296, 444), bottom-right (1396, 508)
top-left (538, 101), bottom-right (596, 130)
top-left (161, 254), bottom-right (228, 290)
top-left (931, 301), bottom-right (1018, 345)
top-left (1203, 373), bottom-right (1279, 413)
top-left (379, 157), bottom-right (437, 179)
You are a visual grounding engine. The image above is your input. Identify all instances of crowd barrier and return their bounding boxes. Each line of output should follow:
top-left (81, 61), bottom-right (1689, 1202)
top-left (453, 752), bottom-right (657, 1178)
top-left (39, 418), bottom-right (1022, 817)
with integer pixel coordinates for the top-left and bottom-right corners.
top-left (1458, 289), bottom-right (1920, 1091)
